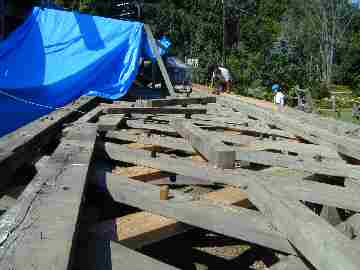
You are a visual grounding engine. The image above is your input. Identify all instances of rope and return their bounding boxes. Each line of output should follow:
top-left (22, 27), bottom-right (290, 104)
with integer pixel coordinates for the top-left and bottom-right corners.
top-left (0, 89), bottom-right (86, 114)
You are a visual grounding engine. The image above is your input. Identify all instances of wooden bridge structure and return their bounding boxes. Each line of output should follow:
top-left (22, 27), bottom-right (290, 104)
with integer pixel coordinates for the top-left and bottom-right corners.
top-left (0, 85), bottom-right (359, 269)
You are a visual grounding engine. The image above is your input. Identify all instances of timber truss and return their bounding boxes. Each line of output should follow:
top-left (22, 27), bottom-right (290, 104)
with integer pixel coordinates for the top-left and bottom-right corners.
top-left (0, 88), bottom-right (360, 269)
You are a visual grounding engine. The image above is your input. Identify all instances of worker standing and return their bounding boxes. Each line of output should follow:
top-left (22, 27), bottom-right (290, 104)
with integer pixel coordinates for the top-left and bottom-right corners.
top-left (211, 66), bottom-right (232, 94)
top-left (272, 84), bottom-right (285, 112)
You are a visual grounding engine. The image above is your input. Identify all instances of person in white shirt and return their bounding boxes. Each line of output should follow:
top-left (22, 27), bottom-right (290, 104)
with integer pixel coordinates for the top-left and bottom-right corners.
top-left (211, 66), bottom-right (232, 94)
top-left (272, 84), bottom-right (285, 112)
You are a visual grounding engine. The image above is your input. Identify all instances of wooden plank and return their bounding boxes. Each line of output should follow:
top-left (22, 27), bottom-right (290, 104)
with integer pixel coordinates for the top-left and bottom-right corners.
top-left (144, 96), bottom-right (217, 107)
top-left (172, 119), bottom-right (235, 169)
top-left (103, 106), bottom-right (207, 116)
top-left (0, 124), bottom-right (97, 269)
top-left (201, 187), bottom-right (252, 208)
top-left (0, 96), bottom-right (97, 189)
top-left (94, 212), bottom-right (190, 250)
top-left (246, 180), bottom-right (360, 270)
top-left (105, 144), bottom-right (360, 212)
top-left (110, 242), bottom-right (180, 270)
top-left (105, 173), bottom-right (295, 254)
top-left (97, 114), bottom-right (125, 131)
top-left (112, 166), bottom-right (170, 182)
top-left (144, 24), bottom-right (176, 97)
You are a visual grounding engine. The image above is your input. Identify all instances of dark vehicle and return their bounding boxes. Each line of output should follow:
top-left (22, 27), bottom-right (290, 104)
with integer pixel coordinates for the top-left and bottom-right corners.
top-left (166, 57), bottom-right (192, 93)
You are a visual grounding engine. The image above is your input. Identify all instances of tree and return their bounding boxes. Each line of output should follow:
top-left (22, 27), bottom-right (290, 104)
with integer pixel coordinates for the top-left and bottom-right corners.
top-left (288, 0), bottom-right (354, 87)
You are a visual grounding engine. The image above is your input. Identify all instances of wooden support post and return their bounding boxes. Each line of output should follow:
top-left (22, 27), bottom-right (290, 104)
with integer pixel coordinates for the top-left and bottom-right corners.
top-left (144, 24), bottom-right (176, 96)
top-left (320, 206), bottom-right (342, 226)
top-left (160, 185), bottom-right (170, 200)
top-left (172, 119), bottom-right (235, 169)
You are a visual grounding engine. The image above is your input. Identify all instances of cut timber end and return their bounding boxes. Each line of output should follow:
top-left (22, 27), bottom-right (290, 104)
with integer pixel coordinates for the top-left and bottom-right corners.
top-left (172, 119), bottom-right (235, 169)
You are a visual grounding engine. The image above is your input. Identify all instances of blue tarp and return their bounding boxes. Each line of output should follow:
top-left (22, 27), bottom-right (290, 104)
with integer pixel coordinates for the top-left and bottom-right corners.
top-left (0, 7), bottom-right (170, 137)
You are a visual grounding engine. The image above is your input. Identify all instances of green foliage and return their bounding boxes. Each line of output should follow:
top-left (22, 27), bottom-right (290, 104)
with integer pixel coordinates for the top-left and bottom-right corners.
top-left (9, 0), bottom-right (360, 101)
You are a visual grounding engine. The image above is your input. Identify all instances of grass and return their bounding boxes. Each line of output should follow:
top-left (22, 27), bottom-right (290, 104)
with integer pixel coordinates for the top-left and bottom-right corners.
top-left (318, 109), bottom-right (360, 125)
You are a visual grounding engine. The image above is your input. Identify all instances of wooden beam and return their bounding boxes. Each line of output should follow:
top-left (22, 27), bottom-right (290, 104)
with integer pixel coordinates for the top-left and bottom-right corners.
top-left (270, 256), bottom-right (310, 270)
top-left (246, 180), bottom-right (360, 270)
top-left (102, 106), bottom-right (207, 116)
top-left (0, 124), bottom-right (97, 269)
top-left (97, 114), bottom-right (125, 131)
top-left (0, 96), bottom-right (97, 189)
top-left (241, 141), bottom-right (343, 161)
top-left (109, 130), bottom-right (354, 179)
top-left (144, 24), bottom-right (176, 97)
top-left (105, 144), bottom-right (360, 212)
top-left (172, 119), bottom-right (235, 169)
top-left (105, 173), bottom-right (295, 254)
top-left (220, 94), bottom-right (360, 138)
top-left (76, 106), bottom-right (103, 124)
top-left (110, 242), bottom-right (181, 270)
top-left (218, 96), bottom-right (360, 160)
top-left (144, 97), bottom-right (216, 107)
top-left (235, 149), bottom-right (360, 179)
top-left (107, 130), bottom-right (194, 153)
top-left (201, 187), bottom-right (252, 208)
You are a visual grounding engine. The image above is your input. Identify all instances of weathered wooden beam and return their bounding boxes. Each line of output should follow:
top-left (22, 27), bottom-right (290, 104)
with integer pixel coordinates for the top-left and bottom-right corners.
top-left (0, 96), bottom-right (97, 189)
top-left (219, 93), bottom-right (360, 138)
top-left (0, 124), bottom-right (97, 269)
top-left (218, 96), bottom-right (360, 160)
top-left (242, 141), bottom-right (343, 162)
top-left (107, 130), bottom-right (194, 153)
top-left (144, 24), bottom-right (176, 97)
top-left (172, 119), bottom-right (235, 169)
top-left (102, 106), bottom-right (207, 116)
top-left (105, 144), bottom-right (360, 212)
top-left (270, 256), bottom-right (310, 270)
top-left (105, 173), bottom-right (295, 254)
top-left (97, 114), bottom-right (125, 131)
top-left (247, 180), bottom-right (360, 270)
top-left (144, 96), bottom-right (216, 107)
top-left (76, 106), bottom-right (103, 124)
top-left (235, 149), bottom-right (360, 179)
top-left (110, 242), bottom-right (181, 270)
